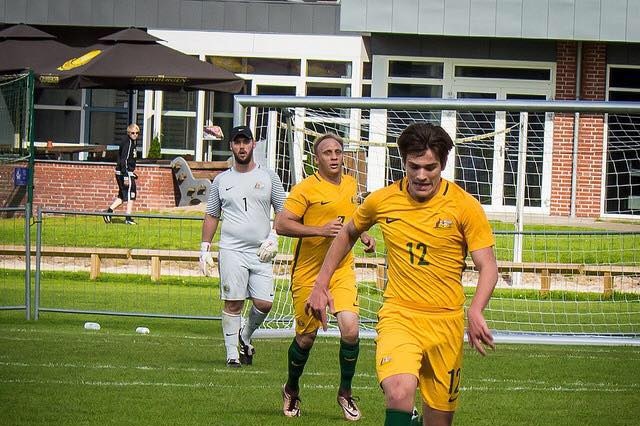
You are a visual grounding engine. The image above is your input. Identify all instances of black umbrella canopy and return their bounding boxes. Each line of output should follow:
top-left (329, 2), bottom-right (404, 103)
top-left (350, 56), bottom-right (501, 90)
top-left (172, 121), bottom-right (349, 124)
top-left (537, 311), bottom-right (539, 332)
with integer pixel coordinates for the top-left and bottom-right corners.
top-left (38, 27), bottom-right (244, 93)
top-left (0, 24), bottom-right (81, 75)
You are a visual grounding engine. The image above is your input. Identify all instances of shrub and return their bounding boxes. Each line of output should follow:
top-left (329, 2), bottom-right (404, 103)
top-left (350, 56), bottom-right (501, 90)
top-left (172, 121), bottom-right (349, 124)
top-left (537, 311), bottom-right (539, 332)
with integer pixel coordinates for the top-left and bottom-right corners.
top-left (148, 135), bottom-right (162, 159)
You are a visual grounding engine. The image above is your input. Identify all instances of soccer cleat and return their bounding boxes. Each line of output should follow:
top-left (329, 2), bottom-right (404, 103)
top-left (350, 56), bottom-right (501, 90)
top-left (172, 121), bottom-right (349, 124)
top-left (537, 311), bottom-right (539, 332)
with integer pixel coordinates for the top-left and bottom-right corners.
top-left (102, 209), bottom-right (111, 224)
top-left (125, 218), bottom-right (137, 225)
top-left (226, 359), bottom-right (241, 368)
top-left (238, 332), bottom-right (255, 365)
top-left (410, 406), bottom-right (423, 425)
top-left (337, 394), bottom-right (361, 421)
top-left (282, 384), bottom-right (301, 417)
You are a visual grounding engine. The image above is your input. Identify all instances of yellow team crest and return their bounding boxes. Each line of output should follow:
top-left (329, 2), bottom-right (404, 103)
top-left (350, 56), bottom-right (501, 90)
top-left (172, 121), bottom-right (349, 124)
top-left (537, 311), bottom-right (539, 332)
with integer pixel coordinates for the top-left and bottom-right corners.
top-left (434, 218), bottom-right (453, 229)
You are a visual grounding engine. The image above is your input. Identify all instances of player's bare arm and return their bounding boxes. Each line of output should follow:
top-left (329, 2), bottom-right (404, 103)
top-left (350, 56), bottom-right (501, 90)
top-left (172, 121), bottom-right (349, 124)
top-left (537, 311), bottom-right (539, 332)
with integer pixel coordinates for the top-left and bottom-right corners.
top-left (201, 214), bottom-right (219, 244)
top-left (306, 220), bottom-right (362, 330)
top-left (275, 208), bottom-right (343, 238)
top-left (467, 246), bottom-right (498, 355)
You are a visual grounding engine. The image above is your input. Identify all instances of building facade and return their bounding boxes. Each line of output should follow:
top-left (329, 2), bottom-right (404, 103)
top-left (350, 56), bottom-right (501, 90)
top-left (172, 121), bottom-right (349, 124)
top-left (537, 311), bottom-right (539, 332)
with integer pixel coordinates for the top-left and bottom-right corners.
top-left (1, 0), bottom-right (639, 219)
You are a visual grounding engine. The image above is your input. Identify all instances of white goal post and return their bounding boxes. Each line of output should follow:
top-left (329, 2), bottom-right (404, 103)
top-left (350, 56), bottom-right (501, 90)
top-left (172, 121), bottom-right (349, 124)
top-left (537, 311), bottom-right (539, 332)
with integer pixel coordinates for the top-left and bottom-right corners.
top-left (234, 96), bottom-right (640, 345)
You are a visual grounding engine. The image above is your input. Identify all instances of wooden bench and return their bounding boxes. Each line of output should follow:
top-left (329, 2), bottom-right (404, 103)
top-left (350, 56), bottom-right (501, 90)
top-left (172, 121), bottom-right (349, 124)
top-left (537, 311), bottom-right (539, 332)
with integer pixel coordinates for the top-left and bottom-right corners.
top-left (1, 245), bottom-right (638, 295)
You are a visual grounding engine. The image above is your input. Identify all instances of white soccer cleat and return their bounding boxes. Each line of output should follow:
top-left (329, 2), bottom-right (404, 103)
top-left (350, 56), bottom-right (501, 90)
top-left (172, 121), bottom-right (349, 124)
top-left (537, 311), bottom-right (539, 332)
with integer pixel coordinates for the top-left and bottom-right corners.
top-left (410, 406), bottom-right (423, 425)
top-left (226, 358), bottom-right (241, 368)
top-left (337, 395), bottom-right (361, 421)
top-left (282, 384), bottom-right (301, 417)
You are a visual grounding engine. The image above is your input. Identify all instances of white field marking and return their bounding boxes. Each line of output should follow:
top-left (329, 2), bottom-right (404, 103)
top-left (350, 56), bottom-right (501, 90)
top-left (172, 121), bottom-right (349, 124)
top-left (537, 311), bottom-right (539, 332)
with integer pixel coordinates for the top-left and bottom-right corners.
top-left (523, 352), bottom-right (640, 362)
top-left (476, 377), bottom-right (640, 389)
top-left (2, 327), bottom-right (378, 346)
top-left (0, 360), bottom-right (379, 378)
top-left (497, 345), bottom-right (638, 355)
top-left (1, 358), bottom-right (634, 391)
top-left (0, 378), bottom-right (633, 393)
top-left (0, 361), bottom-right (267, 375)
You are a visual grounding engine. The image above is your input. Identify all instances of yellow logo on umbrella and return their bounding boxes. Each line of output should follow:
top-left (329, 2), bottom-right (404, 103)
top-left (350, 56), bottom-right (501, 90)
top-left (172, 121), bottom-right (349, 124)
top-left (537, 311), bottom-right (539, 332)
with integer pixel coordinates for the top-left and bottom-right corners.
top-left (57, 50), bottom-right (102, 71)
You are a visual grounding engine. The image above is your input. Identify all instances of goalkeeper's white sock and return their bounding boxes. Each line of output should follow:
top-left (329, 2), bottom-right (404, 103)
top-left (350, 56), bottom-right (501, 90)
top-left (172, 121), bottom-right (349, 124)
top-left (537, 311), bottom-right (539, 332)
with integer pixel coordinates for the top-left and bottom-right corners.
top-left (221, 310), bottom-right (241, 360)
top-left (241, 305), bottom-right (268, 343)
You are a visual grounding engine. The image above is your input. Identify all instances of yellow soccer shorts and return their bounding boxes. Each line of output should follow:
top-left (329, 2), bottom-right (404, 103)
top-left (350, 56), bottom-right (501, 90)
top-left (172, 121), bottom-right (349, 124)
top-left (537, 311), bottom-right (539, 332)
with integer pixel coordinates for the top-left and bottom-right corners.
top-left (375, 302), bottom-right (464, 412)
top-left (291, 274), bottom-right (359, 335)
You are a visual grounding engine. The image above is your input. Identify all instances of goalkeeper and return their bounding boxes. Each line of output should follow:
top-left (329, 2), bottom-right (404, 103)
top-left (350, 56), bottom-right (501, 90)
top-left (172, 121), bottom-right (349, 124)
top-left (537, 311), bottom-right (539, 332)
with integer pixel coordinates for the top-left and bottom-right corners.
top-left (275, 133), bottom-right (375, 421)
top-left (306, 123), bottom-right (498, 426)
top-left (200, 125), bottom-right (285, 368)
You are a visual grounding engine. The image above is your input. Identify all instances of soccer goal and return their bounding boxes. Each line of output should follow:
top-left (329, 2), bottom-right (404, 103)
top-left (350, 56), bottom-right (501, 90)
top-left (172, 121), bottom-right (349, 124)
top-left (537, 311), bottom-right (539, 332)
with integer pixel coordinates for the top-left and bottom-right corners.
top-left (234, 96), bottom-right (640, 345)
top-left (0, 71), bottom-right (35, 206)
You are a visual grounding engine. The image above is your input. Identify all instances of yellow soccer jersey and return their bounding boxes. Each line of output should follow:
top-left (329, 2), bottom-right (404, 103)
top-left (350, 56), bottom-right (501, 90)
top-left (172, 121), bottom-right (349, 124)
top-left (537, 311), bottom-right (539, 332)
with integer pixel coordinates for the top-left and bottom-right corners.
top-left (285, 173), bottom-right (358, 287)
top-left (352, 177), bottom-right (495, 310)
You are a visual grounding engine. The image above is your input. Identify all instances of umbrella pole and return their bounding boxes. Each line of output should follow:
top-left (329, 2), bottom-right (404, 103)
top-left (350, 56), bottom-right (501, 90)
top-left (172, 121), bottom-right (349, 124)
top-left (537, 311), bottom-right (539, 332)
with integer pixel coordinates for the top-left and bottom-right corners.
top-left (127, 90), bottom-right (135, 124)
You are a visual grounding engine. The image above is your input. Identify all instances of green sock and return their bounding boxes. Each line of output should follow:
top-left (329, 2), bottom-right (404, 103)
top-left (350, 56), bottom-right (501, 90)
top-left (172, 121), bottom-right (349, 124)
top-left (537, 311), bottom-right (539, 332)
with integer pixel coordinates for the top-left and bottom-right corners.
top-left (338, 339), bottom-right (359, 393)
top-left (385, 409), bottom-right (412, 426)
top-left (286, 339), bottom-right (310, 392)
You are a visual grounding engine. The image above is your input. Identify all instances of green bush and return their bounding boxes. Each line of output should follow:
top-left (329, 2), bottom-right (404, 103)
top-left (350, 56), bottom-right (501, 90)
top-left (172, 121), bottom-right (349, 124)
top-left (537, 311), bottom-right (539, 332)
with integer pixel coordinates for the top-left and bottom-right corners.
top-left (148, 135), bottom-right (162, 159)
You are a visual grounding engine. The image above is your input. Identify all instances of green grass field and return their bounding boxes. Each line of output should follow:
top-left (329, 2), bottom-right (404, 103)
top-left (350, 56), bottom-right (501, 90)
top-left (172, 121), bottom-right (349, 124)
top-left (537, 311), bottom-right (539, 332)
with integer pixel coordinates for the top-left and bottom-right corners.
top-left (0, 312), bottom-right (638, 426)
top-left (1, 214), bottom-right (639, 424)
top-left (2, 269), bottom-right (638, 335)
top-left (1, 214), bottom-right (639, 263)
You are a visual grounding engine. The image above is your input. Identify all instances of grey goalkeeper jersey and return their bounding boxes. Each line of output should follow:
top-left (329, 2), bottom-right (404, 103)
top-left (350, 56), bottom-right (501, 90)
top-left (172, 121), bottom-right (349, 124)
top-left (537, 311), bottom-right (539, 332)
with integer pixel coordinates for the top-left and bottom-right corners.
top-left (206, 164), bottom-right (285, 252)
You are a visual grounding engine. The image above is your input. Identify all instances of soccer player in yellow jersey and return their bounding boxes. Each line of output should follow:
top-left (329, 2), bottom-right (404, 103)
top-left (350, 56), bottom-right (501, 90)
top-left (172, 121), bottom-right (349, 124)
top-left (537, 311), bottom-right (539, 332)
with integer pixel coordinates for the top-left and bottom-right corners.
top-left (275, 133), bottom-right (375, 421)
top-left (307, 123), bottom-right (498, 426)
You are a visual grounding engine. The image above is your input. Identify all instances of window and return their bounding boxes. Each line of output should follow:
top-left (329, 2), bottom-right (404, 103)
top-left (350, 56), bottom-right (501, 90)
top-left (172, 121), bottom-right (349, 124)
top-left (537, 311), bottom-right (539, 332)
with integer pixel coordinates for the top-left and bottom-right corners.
top-left (307, 60), bottom-right (352, 78)
top-left (388, 84), bottom-right (442, 98)
top-left (389, 61), bottom-right (443, 79)
top-left (606, 66), bottom-right (640, 215)
top-left (208, 56), bottom-right (301, 76)
top-left (162, 91), bottom-right (197, 152)
top-left (33, 89), bottom-right (82, 144)
top-left (455, 66), bottom-right (550, 80)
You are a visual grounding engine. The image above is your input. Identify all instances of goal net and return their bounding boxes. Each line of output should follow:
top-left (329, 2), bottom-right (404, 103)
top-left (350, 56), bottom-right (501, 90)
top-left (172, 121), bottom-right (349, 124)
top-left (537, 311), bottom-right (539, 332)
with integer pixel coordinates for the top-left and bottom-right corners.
top-left (0, 72), bottom-right (34, 210)
top-left (244, 98), bottom-right (639, 344)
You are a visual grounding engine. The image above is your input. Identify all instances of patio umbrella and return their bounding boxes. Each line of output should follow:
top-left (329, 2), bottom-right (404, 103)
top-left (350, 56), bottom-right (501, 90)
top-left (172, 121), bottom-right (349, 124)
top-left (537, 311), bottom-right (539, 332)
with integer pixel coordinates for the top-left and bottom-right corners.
top-left (0, 24), bottom-right (80, 76)
top-left (37, 27), bottom-right (244, 93)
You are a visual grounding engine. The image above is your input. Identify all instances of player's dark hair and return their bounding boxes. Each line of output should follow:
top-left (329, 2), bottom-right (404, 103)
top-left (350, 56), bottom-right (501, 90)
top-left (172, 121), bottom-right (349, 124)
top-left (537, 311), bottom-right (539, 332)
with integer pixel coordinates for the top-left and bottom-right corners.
top-left (312, 133), bottom-right (344, 155)
top-left (397, 123), bottom-right (454, 166)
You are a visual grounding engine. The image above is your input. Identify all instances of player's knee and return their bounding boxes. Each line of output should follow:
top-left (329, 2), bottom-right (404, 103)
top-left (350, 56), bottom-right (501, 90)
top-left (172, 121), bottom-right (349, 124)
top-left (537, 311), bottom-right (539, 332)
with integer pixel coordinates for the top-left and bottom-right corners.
top-left (223, 300), bottom-right (243, 314)
top-left (296, 332), bottom-right (317, 349)
top-left (382, 376), bottom-right (418, 409)
top-left (337, 313), bottom-right (359, 342)
top-left (253, 300), bottom-right (272, 313)
top-left (340, 327), bottom-right (359, 344)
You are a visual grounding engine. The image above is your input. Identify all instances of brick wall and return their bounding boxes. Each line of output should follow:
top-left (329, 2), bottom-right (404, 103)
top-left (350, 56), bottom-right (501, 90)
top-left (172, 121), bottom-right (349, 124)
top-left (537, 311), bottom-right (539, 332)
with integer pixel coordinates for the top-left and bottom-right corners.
top-left (550, 113), bottom-right (575, 216)
top-left (576, 42), bottom-right (607, 217)
top-left (551, 41), bottom-right (577, 216)
top-left (31, 161), bottom-right (176, 212)
top-left (551, 41), bottom-right (607, 218)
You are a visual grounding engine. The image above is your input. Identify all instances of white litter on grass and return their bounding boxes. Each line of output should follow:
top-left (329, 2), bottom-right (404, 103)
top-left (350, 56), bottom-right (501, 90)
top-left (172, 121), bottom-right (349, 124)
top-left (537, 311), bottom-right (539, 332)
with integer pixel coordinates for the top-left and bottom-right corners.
top-left (84, 322), bottom-right (100, 331)
top-left (135, 327), bottom-right (150, 335)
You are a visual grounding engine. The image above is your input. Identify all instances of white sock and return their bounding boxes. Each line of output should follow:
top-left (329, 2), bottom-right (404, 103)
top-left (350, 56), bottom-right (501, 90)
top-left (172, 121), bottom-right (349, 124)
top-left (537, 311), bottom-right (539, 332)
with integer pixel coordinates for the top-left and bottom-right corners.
top-left (221, 310), bottom-right (241, 360)
top-left (241, 306), bottom-right (268, 343)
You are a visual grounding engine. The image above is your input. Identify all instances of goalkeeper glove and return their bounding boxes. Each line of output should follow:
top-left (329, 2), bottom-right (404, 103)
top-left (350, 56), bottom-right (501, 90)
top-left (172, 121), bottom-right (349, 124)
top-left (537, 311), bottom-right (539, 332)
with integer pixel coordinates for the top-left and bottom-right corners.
top-left (256, 230), bottom-right (278, 263)
top-left (199, 242), bottom-right (215, 276)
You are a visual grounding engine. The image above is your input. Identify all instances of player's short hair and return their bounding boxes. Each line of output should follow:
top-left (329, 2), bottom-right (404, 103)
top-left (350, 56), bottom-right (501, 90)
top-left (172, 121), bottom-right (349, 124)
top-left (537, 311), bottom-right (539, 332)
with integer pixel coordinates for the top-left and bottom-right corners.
top-left (312, 133), bottom-right (344, 155)
top-left (127, 123), bottom-right (140, 133)
top-left (397, 123), bottom-right (453, 166)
